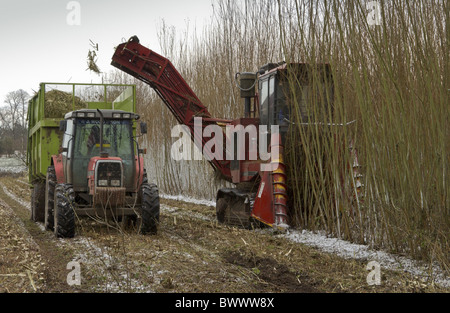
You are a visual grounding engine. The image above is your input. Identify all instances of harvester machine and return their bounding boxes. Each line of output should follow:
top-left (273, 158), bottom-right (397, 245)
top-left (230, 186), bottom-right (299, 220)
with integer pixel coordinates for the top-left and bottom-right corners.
top-left (111, 36), bottom-right (361, 230)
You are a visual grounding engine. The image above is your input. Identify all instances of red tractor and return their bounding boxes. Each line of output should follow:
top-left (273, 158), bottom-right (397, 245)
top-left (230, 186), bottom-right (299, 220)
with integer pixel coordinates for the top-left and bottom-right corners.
top-left (50, 110), bottom-right (159, 237)
top-left (28, 84), bottom-right (160, 238)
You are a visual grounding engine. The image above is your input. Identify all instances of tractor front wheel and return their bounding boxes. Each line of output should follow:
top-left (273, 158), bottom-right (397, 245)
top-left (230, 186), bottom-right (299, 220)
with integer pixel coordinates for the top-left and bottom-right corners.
top-left (54, 184), bottom-right (75, 238)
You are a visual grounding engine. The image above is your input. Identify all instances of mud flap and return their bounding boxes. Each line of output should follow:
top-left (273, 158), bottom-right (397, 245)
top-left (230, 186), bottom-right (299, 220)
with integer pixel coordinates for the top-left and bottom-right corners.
top-left (252, 132), bottom-right (289, 230)
top-left (252, 171), bottom-right (275, 226)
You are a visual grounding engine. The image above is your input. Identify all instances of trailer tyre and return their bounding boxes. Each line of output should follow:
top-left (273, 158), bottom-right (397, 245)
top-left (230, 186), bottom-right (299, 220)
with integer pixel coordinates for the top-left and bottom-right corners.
top-left (140, 183), bottom-right (160, 235)
top-left (31, 182), bottom-right (45, 223)
top-left (54, 184), bottom-right (76, 238)
top-left (44, 166), bottom-right (57, 231)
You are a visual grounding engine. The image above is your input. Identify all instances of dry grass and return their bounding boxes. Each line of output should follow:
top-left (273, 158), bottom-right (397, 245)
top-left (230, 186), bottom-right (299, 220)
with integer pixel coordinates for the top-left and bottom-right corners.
top-left (0, 194), bottom-right (45, 292)
top-left (0, 174), bottom-right (448, 292)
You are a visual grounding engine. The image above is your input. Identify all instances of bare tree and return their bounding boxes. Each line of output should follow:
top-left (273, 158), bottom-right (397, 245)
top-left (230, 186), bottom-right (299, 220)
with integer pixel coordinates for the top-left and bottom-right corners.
top-left (1, 89), bottom-right (29, 152)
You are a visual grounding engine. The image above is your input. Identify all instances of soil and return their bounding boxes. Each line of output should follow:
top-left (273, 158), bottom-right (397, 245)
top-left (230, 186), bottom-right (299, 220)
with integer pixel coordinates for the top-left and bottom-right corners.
top-left (223, 249), bottom-right (317, 293)
top-left (0, 173), bottom-right (447, 293)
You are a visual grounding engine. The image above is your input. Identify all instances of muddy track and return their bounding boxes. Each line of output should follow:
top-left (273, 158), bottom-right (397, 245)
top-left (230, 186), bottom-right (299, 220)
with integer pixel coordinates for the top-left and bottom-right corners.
top-left (0, 174), bottom-right (447, 293)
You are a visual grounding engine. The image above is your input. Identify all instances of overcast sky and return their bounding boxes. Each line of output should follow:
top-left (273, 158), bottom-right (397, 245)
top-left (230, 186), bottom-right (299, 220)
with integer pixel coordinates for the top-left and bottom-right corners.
top-left (0, 0), bottom-right (214, 105)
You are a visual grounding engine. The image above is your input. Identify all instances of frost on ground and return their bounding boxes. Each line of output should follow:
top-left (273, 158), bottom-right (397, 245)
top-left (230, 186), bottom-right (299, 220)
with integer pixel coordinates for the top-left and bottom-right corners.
top-left (160, 193), bottom-right (216, 207)
top-left (0, 156), bottom-right (27, 174)
top-left (162, 192), bottom-right (449, 289)
top-left (2, 185), bottom-right (30, 210)
top-left (161, 204), bottom-right (213, 222)
top-left (283, 229), bottom-right (449, 288)
top-left (59, 236), bottom-right (154, 293)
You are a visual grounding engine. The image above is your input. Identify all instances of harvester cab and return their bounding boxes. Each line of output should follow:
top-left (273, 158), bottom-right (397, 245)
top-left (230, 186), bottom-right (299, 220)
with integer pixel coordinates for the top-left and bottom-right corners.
top-left (110, 36), bottom-right (356, 232)
top-left (227, 62), bottom-right (335, 229)
top-left (239, 62), bottom-right (334, 131)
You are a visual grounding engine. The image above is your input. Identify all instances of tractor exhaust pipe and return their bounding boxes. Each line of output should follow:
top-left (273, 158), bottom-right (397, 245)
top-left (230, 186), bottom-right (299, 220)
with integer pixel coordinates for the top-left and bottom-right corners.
top-left (97, 109), bottom-right (108, 158)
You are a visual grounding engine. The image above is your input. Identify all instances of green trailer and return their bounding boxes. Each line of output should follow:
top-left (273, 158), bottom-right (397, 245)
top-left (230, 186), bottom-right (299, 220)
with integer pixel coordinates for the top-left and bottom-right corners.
top-left (27, 82), bottom-right (136, 184)
top-left (26, 82), bottom-right (159, 238)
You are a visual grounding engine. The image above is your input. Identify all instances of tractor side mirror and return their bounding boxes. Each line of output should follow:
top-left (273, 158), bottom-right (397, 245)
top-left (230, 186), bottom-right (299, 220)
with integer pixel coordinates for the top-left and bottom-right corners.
top-left (59, 120), bottom-right (67, 132)
top-left (140, 122), bottom-right (148, 134)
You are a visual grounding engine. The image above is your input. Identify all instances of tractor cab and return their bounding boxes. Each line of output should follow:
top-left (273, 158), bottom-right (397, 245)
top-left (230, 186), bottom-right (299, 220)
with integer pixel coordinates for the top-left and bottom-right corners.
top-left (59, 109), bottom-right (143, 196)
top-left (257, 63), bottom-right (334, 137)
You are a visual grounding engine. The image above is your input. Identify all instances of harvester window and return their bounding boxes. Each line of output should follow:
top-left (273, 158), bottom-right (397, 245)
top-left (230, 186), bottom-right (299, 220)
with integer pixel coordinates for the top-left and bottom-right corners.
top-left (269, 76), bottom-right (276, 126)
top-left (259, 79), bottom-right (269, 126)
top-left (275, 81), bottom-right (289, 128)
top-left (300, 86), bottom-right (311, 119)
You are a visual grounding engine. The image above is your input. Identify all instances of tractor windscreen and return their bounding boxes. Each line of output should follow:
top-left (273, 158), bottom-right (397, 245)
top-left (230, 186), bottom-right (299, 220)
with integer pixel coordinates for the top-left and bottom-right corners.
top-left (71, 118), bottom-right (135, 191)
top-left (74, 119), bottom-right (133, 160)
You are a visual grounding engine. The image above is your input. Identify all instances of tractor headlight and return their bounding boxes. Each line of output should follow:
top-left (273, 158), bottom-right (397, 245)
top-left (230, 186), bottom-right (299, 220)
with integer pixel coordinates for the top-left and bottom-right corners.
top-left (98, 180), bottom-right (108, 187)
top-left (110, 180), bottom-right (121, 187)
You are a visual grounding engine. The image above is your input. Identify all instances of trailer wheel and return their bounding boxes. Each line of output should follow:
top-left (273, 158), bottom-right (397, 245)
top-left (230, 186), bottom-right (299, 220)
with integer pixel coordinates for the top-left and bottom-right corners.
top-left (44, 166), bottom-right (56, 231)
top-left (31, 182), bottom-right (45, 223)
top-left (140, 183), bottom-right (159, 235)
top-left (54, 184), bottom-right (76, 238)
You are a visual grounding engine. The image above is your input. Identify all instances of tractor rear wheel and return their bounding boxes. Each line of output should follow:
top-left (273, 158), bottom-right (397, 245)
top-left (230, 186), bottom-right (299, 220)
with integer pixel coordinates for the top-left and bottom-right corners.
top-left (44, 166), bottom-right (56, 231)
top-left (54, 184), bottom-right (76, 238)
top-left (140, 183), bottom-right (160, 235)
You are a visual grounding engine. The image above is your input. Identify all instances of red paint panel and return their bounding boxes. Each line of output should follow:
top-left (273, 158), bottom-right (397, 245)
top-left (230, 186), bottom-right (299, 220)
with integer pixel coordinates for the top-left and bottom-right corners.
top-left (251, 171), bottom-right (274, 226)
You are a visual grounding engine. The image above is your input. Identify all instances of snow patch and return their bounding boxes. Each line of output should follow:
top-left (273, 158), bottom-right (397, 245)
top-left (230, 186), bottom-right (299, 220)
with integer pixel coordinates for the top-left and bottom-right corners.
top-left (61, 236), bottom-right (155, 293)
top-left (1, 185), bottom-right (30, 210)
top-left (160, 193), bottom-right (216, 207)
top-left (161, 204), bottom-right (213, 222)
top-left (283, 229), bottom-right (449, 288)
top-left (0, 157), bottom-right (27, 173)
